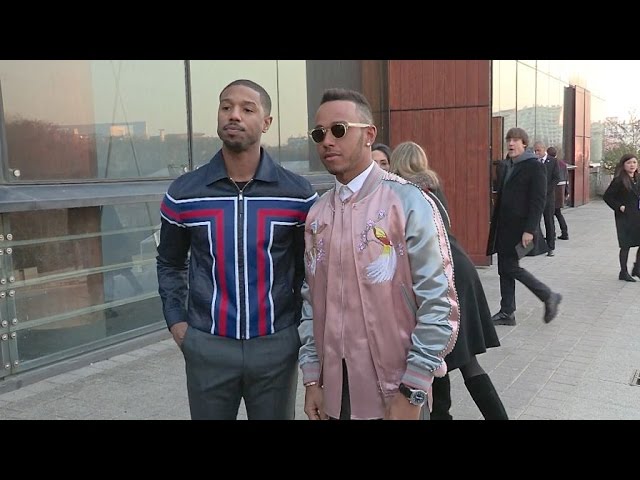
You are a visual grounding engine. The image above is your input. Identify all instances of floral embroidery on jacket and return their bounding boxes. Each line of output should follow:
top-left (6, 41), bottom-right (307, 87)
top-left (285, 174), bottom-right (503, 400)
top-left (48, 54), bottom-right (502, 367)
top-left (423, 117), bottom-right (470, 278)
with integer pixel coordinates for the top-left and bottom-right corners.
top-left (358, 210), bottom-right (403, 283)
top-left (305, 220), bottom-right (326, 276)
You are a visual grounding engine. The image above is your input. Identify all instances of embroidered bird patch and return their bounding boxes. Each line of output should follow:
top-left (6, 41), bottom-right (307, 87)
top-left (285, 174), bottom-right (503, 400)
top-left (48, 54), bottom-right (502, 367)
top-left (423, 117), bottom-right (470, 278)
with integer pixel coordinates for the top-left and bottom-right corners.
top-left (365, 226), bottom-right (397, 283)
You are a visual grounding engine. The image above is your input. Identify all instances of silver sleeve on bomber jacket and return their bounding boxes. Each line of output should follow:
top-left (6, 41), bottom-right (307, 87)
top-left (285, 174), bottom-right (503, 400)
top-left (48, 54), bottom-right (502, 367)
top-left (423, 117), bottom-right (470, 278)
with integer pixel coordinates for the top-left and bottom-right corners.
top-left (398, 184), bottom-right (459, 391)
top-left (298, 280), bottom-right (320, 385)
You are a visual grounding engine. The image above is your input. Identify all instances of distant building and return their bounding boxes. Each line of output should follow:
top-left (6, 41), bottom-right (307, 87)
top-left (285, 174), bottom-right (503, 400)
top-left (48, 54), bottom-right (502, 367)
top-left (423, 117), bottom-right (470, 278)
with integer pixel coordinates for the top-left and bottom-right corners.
top-left (494, 105), bottom-right (563, 148)
top-left (59, 121), bottom-right (148, 138)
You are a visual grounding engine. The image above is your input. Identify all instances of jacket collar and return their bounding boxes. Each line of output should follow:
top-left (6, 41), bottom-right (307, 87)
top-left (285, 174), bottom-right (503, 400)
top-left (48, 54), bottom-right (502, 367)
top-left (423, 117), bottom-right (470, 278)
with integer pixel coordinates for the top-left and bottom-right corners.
top-left (357, 161), bottom-right (387, 199)
top-left (327, 161), bottom-right (388, 210)
top-left (503, 155), bottom-right (539, 186)
top-left (204, 147), bottom-right (279, 185)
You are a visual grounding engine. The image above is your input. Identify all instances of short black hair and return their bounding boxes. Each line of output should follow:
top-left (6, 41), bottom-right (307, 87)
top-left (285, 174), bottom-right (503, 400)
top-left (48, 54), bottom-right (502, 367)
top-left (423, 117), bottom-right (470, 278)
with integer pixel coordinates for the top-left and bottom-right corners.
top-left (547, 146), bottom-right (557, 157)
top-left (320, 88), bottom-right (373, 124)
top-left (220, 79), bottom-right (272, 115)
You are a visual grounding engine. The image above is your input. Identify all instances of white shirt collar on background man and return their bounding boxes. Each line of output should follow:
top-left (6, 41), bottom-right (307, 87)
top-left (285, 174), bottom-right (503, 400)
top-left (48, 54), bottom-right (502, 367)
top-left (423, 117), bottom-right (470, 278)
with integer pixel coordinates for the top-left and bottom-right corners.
top-left (540, 154), bottom-right (548, 163)
top-left (335, 161), bottom-right (375, 201)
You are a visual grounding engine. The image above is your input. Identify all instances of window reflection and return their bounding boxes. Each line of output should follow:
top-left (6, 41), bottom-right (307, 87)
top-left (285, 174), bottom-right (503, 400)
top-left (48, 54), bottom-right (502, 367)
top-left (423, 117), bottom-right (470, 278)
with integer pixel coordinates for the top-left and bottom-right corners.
top-left (535, 72), bottom-right (564, 151)
top-left (547, 60), bottom-right (573, 84)
top-left (189, 60), bottom-right (279, 169)
top-left (537, 60), bottom-right (550, 75)
top-left (492, 60), bottom-right (577, 166)
top-left (547, 76), bottom-right (565, 157)
top-left (189, 60), bottom-right (387, 174)
top-left (5, 203), bottom-right (161, 363)
top-left (516, 62), bottom-right (537, 140)
top-left (492, 60), bottom-right (517, 155)
top-left (0, 60), bottom-right (189, 181)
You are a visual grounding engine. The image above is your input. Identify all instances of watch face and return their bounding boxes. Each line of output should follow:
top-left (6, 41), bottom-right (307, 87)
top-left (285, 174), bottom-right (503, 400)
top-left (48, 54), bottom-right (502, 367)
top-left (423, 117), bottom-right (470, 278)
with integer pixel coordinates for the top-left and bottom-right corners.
top-left (411, 390), bottom-right (427, 406)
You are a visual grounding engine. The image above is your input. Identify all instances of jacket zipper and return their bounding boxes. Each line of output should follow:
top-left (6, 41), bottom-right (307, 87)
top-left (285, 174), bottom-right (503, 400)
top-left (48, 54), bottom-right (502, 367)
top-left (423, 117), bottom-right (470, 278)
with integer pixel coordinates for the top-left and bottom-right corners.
top-left (340, 199), bottom-right (346, 359)
top-left (230, 178), bottom-right (254, 339)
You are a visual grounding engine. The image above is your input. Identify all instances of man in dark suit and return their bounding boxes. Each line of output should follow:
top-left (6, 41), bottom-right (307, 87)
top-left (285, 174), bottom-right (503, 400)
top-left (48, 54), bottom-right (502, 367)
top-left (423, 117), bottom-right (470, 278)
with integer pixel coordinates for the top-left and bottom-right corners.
top-left (534, 141), bottom-right (560, 256)
top-left (486, 128), bottom-right (562, 326)
top-left (547, 146), bottom-right (569, 240)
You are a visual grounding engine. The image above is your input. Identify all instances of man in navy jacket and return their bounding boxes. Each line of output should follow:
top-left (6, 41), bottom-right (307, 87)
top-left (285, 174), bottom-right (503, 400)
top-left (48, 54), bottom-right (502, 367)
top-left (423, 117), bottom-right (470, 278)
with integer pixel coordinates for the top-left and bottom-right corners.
top-left (157, 79), bottom-right (317, 419)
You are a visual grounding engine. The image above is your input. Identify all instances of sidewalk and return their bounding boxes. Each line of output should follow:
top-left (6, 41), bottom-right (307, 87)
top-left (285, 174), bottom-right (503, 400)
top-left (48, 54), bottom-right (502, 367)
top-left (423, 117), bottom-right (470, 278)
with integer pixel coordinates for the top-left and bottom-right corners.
top-left (1, 199), bottom-right (639, 419)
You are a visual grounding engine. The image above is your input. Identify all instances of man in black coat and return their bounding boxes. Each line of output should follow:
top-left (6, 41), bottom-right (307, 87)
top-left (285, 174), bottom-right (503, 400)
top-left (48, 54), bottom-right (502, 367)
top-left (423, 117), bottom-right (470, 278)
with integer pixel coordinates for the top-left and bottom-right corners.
top-left (486, 128), bottom-right (562, 326)
top-left (548, 146), bottom-right (570, 240)
top-left (534, 141), bottom-right (561, 256)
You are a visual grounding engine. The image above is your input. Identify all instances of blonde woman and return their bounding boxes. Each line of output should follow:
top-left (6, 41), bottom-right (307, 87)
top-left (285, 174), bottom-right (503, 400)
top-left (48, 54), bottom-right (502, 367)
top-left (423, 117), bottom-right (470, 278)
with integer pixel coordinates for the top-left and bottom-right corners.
top-left (391, 141), bottom-right (507, 420)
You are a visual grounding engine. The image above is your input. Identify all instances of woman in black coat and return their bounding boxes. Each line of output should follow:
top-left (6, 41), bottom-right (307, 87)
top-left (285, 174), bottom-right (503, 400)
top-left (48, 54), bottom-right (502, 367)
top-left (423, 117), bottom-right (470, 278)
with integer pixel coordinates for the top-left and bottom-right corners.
top-left (391, 141), bottom-right (508, 420)
top-left (603, 153), bottom-right (640, 281)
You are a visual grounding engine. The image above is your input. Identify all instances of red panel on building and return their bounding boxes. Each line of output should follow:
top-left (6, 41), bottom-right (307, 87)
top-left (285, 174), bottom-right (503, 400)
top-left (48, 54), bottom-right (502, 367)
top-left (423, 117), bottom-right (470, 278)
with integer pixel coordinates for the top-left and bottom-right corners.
top-left (389, 60), bottom-right (491, 265)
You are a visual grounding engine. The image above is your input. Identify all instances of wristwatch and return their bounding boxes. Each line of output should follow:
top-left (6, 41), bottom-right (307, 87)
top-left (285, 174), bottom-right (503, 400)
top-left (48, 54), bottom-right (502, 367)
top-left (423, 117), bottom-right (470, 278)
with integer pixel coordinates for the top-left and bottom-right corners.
top-left (398, 383), bottom-right (427, 407)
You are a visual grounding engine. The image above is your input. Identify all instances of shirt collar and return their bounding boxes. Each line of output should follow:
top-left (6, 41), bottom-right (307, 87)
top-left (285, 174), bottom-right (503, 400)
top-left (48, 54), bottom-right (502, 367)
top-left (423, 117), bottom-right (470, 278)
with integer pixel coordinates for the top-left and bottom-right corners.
top-left (204, 147), bottom-right (279, 185)
top-left (335, 161), bottom-right (375, 194)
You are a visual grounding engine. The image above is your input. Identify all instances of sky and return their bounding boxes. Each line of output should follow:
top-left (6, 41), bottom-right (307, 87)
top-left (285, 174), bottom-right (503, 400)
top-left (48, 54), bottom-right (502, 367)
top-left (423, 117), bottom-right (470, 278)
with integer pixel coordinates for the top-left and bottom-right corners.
top-left (578, 60), bottom-right (640, 119)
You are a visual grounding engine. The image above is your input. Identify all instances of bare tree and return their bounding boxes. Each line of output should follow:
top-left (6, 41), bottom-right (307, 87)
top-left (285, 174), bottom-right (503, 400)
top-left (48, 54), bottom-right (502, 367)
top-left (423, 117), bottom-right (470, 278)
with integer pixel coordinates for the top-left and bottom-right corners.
top-left (603, 110), bottom-right (640, 172)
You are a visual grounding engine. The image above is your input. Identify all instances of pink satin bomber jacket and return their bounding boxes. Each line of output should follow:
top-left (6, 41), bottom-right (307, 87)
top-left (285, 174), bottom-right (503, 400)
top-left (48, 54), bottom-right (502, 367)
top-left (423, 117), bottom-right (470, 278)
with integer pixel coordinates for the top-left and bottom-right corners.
top-left (298, 164), bottom-right (460, 419)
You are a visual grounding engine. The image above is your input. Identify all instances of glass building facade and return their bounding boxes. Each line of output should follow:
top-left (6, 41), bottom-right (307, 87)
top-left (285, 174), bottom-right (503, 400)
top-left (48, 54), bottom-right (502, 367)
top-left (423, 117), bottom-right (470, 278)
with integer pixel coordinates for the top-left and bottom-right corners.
top-left (491, 60), bottom-right (605, 204)
top-left (493, 60), bottom-right (606, 163)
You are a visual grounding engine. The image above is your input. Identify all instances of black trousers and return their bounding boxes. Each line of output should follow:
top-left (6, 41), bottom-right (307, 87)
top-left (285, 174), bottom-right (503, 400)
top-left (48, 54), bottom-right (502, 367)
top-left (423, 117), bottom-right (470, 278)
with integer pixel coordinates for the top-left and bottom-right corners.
top-left (498, 253), bottom-right (552, 315)
top-left (554, 208), bottom-right (568, 236)
top-left (542, 201), bottom-right (556, 250)
top-left (339, 360), bottom-right (351, 420)
top-left (327, 360), bottom-right (353, 420)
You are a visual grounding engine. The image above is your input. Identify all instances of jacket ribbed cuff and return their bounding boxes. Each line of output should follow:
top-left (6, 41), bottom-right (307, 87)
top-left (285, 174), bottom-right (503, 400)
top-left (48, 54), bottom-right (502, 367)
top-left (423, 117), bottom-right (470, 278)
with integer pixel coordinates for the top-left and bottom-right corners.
top-left (401, 364), bottom-right (439, 392)
top-left (301, 362), bottom-right (320, 385)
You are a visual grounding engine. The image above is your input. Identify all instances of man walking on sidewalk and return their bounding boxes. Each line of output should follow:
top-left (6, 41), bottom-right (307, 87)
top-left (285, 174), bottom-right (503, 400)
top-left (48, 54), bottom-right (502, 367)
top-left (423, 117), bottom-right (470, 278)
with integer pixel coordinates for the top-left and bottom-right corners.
top-left (534, 141), bottom-right (560, 256)
top-left (486, 127), bottom-right (562, 326)
top-left (548, 146), bottom-right (570, 240)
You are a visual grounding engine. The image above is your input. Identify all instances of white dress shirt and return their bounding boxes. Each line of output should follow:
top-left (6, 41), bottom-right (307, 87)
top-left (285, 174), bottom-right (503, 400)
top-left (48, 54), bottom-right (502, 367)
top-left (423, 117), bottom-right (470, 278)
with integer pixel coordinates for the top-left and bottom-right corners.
top-left (335, 161), bottom-right (375, 202)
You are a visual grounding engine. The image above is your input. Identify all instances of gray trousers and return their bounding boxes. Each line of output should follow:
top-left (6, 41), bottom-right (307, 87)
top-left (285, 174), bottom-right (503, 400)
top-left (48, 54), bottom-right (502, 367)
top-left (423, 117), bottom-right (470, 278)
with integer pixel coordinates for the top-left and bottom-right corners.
top-left (181, 323), bottom-right (300, 420)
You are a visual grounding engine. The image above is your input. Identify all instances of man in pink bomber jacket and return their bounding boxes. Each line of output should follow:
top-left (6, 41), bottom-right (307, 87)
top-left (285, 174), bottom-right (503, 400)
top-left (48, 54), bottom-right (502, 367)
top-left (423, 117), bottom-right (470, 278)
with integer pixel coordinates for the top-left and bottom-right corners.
top-left (298, 88), bottom-right (460, 420)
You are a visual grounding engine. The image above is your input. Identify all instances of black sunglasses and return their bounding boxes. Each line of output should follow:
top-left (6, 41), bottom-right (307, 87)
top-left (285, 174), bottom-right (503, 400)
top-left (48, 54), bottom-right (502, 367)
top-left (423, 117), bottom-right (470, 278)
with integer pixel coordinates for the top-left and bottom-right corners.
top-left (308, 122), bottom-right (372, 144)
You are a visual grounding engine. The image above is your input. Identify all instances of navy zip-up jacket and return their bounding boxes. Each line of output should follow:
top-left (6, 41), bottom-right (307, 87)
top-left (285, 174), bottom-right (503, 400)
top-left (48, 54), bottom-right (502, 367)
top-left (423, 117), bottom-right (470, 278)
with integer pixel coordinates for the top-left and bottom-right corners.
top-left (157, 148), bottom-right (317, 339)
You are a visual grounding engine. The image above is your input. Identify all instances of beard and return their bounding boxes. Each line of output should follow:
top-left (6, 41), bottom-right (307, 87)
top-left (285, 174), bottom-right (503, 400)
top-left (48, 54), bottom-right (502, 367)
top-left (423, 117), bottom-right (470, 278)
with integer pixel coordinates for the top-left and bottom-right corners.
top-left (218, 128), bottom-right (259, 153)
top-left (223, 138), bottom-right (249, 153)
top-left (320, 149), bottom-right (367, 181)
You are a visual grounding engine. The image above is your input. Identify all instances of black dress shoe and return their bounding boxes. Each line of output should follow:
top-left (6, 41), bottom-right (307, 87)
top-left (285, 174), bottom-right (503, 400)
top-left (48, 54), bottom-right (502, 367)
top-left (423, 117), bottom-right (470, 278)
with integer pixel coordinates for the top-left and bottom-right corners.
top-left (619, 271), bottom-right (636, 282)
top-left (557, 235), bottom-right (569, 240)
top-left (543, 293), bottom-right (562, 323)
top-left (491, 311), bottom-right (516, 326)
